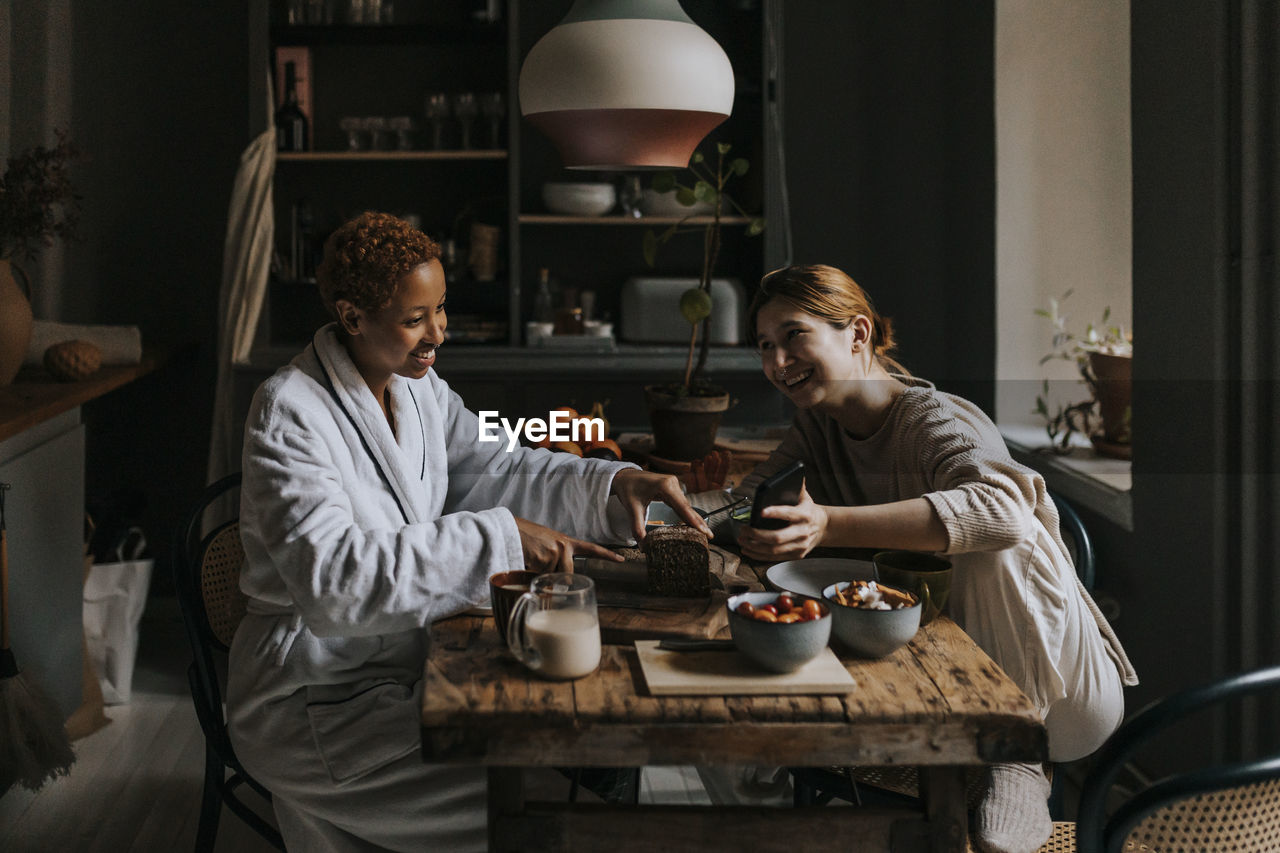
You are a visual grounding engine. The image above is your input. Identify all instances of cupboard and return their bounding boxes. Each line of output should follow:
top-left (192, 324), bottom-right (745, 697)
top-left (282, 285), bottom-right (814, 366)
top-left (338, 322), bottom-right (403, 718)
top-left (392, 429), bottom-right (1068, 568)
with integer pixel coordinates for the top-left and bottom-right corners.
top-left (249, 0), bottom-right (788, 432)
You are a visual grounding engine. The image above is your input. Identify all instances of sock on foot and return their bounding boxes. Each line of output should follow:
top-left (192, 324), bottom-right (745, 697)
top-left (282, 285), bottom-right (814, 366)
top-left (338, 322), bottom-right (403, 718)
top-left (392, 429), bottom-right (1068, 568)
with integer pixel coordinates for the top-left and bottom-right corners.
top-left (974, 762), bottom-right (1052, 853)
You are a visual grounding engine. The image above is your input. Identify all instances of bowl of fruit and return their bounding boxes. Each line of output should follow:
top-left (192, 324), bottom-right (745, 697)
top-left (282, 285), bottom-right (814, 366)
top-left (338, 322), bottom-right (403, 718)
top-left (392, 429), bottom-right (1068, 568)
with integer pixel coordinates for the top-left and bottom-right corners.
top-left (822, 579), bottom-right (921, 659)
top-left (726, 591), bottom-right (831, 673)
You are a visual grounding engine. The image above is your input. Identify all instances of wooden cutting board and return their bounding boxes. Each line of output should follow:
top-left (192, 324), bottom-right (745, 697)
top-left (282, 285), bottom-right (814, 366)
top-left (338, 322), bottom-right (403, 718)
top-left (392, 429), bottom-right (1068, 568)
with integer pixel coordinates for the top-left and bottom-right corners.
top-left (577, 545), bottom-right (761, 643)
top-left (634, 640), bottom-right (857, 696)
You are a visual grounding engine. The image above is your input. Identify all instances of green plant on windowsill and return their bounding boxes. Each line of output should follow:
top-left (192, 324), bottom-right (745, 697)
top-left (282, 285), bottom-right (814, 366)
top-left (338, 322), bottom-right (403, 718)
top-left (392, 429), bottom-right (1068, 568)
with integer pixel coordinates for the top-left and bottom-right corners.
top-left (1034, 290), bottom-right (1133, 455)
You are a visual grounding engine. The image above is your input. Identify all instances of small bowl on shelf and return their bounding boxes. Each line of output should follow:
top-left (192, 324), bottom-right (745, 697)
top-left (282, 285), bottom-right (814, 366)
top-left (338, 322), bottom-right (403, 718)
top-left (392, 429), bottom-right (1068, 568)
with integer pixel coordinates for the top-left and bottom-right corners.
top-left (726, 591), bottom-right (831, 673)
top-left (822, 580), bottom-right (921, 659)
top-left (542, 182), bottom-right (617, 216)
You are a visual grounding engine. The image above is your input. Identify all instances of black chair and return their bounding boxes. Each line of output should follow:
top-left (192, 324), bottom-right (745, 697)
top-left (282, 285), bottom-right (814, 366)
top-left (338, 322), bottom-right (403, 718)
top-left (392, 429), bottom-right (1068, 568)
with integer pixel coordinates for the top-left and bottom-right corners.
top-left (173, 472), bottom-right (285, 852)
top-left (1077, 664), bottom-right (1280, 853)
top-left (1049, 490), bottom-right (1096, 592)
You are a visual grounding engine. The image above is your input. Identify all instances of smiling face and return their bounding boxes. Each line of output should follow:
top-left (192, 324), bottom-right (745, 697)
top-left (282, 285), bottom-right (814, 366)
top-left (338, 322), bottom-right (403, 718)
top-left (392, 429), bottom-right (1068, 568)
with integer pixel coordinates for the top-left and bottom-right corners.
top-left (754, 297), bottom-right (868, 413)
top-left (338, 259), bottom-right (447, 397)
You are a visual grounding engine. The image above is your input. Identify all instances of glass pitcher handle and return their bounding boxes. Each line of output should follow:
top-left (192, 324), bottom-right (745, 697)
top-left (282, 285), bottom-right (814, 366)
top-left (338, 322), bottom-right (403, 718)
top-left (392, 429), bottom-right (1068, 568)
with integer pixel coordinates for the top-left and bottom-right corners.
top-left (506, 591), bottom-right (540, 669)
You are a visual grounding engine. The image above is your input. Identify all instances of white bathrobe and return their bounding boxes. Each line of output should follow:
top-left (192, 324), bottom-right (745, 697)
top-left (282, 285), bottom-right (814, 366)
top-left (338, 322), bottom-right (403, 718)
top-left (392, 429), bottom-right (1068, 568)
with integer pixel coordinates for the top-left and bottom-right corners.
top-left (227, 325), bottom-right (636, 852)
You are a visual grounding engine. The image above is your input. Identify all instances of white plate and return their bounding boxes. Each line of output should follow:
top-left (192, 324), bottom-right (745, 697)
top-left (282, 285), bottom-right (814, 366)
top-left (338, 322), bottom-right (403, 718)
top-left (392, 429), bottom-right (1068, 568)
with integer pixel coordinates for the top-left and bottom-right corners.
top-left (765, 558), bottom-right (876, 599)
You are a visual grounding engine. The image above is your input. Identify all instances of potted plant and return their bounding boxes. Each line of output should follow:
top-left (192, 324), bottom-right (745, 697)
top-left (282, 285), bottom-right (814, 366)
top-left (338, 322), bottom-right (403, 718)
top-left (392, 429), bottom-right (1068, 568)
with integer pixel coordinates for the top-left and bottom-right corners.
top-left (0, 129), bottom-right (83, 385)
top-left (1034, 290), bottom-right (1133, 458)
top-left (640, 142), bottom-right (764, 461)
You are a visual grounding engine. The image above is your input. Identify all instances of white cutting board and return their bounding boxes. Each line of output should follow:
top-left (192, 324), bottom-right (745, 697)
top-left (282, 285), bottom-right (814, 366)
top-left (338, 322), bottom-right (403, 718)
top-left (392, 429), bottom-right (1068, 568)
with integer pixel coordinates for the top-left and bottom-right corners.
top-left (635, 640), bottom-right (857, 696)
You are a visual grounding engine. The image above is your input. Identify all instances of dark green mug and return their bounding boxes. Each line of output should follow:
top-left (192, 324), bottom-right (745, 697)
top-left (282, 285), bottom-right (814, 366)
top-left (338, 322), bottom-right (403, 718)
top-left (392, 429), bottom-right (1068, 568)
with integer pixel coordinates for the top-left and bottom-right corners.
top-left (872, 551), bottom-right (953, 626)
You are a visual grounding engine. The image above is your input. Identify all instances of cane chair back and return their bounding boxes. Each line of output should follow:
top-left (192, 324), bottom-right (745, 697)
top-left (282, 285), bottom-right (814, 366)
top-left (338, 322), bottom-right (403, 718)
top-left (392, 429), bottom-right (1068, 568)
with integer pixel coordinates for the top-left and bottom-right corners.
top-left (1078, 665), bottom-right (1280, 853)
top-left (199, 521), bottom-right (247, 650)
top-left (174, 472), bottom-right (285, 852)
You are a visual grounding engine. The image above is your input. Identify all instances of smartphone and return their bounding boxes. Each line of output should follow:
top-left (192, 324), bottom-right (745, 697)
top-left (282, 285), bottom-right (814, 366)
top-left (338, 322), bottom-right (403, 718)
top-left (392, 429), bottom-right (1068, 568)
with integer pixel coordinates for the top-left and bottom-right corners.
top-left (748, 460), bottom-right (805, 530)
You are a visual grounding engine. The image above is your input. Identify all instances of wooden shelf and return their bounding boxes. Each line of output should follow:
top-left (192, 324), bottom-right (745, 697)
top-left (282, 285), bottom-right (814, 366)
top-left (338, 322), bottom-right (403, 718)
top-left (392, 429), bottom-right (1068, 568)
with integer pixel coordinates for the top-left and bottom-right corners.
top-left (519, 214), bottom-right (755, 226)
top-left (277, 150), bottom-right (507, 162)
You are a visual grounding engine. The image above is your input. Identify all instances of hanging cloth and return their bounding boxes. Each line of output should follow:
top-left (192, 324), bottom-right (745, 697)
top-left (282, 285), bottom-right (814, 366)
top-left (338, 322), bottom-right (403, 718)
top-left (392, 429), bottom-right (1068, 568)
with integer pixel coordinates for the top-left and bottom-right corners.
top-left (208, 71), bottom-right (277, 483)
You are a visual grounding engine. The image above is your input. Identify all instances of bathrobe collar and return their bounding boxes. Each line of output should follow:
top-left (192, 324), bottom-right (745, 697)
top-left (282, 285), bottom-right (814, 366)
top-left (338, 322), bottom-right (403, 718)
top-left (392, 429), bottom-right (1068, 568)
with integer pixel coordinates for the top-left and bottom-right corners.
top-left (308, 324), bottom-right (430, 525)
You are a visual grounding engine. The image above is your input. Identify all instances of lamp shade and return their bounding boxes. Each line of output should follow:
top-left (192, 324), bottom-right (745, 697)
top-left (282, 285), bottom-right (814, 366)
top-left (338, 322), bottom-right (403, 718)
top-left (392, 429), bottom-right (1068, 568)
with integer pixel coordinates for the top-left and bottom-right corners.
top-left (519, 0), bottom-right (734, 170)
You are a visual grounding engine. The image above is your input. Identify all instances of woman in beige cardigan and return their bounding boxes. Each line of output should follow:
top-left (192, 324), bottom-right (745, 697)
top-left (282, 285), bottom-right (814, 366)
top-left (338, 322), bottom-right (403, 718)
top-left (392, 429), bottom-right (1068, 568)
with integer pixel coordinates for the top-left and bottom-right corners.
top-left (723, 264), bottom-right (1136, 853)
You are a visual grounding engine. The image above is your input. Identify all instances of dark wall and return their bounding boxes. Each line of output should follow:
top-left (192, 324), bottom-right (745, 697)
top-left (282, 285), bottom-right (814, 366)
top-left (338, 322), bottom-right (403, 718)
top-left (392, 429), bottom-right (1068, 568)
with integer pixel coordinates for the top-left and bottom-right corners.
top-left (781, 0), bottom-right (996, 411)
top-left (62, 3), bottom-right (250, 580)
top-left (1129, 0), bottom-right (1279, 766)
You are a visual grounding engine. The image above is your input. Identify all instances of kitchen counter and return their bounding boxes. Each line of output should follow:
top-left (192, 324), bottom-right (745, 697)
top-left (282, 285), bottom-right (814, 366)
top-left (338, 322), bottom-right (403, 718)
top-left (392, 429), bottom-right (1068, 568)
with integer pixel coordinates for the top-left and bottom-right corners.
top-left (0, 353), bottom-right (159, 718)
top-left (0, 354), bottom-right (160, 442)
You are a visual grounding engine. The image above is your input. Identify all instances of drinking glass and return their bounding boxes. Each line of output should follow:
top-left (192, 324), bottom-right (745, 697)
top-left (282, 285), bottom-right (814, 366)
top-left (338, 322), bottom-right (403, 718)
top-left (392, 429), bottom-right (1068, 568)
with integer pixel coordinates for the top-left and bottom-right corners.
top-left (619, 175), bottom-right (643, 218)
top-left (423, 93), bottom-right (450, 149)
top-left (479, 92), bottom-right (505, 149)
top-left (339, 116), bottom-right (364, 150)
top-left (362, 116), bottom-right (389, 151)
top-left (452, 92), bottom-right (478, 150)
top-left (507, 573), bottom-right (600, 680)
top-left (388, 115), bottom-right (415, 150)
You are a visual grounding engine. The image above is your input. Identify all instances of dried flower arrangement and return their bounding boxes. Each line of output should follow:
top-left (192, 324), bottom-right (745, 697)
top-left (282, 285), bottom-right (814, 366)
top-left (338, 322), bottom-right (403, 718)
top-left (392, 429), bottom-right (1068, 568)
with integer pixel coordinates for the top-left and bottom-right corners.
top-left (1, 129), bottom-right (83, 266)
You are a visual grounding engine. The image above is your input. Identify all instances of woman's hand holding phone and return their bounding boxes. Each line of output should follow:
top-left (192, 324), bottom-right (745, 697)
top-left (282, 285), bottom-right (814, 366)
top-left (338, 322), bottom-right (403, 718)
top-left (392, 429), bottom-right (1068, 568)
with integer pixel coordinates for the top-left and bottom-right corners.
top-left (737, 484), bottom-right (829, 561)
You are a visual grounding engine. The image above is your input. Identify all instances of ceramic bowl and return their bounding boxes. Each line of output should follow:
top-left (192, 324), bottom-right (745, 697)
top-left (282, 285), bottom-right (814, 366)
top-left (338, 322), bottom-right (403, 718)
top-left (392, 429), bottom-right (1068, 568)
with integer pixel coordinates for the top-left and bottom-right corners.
top-left (640, 188), bottom-right (714, 217)
top-left (542, 182), bottom-right (617, 216)
top-left (822, 581), bottom-right (921, 659)
top-left (726, 591), bottom-right (831, 673)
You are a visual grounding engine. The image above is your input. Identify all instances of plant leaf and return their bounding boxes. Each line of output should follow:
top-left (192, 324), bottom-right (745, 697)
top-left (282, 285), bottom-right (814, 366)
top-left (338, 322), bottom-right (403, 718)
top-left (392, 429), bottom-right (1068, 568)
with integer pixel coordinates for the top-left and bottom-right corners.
top-left (692, 151), bottom-right (705, 164)
top-left (651, 172), bottom-right (676, 193)
top-left (717, 142), bottom-right (732, 155)
top-left (730, 158), bottom-right (749, 176)
top-left (675, 186), bottom-right (698, 206)
top-left (693, 180), bottom-right (716, 203)
top-left (747, 217), bottom-right (765, 236)
top-left (679, 288), bottom-right (712, 325)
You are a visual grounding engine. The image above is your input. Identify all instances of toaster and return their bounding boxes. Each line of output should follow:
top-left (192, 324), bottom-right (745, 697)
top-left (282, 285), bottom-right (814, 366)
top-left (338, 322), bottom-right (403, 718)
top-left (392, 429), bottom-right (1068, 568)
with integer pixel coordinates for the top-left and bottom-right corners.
top-left (620, 277), bottom-right (746, 345)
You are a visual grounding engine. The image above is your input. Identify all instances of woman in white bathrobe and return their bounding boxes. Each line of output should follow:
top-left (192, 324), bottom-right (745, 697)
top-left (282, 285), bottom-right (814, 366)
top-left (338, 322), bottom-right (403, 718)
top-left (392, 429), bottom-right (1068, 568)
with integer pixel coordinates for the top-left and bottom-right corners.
top-left (227, 212), bottom-right (708, 852)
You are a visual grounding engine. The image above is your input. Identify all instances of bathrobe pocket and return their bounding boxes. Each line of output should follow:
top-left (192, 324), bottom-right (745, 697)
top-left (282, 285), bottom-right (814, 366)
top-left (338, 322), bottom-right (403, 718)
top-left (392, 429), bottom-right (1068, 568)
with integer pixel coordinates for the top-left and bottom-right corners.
top-left (305, 680), bottom-right (420, 785)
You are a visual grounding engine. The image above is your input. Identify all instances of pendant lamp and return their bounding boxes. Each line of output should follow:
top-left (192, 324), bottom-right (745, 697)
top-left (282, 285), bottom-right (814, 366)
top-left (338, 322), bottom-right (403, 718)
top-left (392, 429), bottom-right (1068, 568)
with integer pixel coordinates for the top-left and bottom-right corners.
top-left (519, 0), bottom-right (735, 170)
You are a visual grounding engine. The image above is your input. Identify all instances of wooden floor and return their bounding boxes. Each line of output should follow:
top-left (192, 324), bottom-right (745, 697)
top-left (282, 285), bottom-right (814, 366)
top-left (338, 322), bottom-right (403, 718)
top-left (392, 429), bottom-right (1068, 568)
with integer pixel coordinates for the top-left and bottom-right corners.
top-left (0, 594), bottom-right (714, 852)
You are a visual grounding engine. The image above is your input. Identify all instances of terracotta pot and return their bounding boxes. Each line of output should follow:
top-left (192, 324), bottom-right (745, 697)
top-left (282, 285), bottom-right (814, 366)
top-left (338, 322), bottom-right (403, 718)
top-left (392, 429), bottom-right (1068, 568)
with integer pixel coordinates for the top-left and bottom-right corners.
top-left (644, 383), bottom-right (731, 462)
top-left (0, 260), bottom-right (34, 385)
top-left (1089, 351), bottom-right (1132, 450)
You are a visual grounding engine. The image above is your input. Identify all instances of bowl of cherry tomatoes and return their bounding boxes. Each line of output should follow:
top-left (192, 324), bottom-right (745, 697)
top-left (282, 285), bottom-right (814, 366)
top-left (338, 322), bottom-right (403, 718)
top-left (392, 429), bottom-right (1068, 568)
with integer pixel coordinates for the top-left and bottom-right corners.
top-left (725, 591), bottom-right (831, 673)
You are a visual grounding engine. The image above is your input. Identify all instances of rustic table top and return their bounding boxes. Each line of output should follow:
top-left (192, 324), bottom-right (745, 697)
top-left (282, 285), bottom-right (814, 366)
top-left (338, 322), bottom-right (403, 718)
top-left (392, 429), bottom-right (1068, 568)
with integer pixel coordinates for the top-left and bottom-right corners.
top-left (421, 612), bottom-right (1047, 769)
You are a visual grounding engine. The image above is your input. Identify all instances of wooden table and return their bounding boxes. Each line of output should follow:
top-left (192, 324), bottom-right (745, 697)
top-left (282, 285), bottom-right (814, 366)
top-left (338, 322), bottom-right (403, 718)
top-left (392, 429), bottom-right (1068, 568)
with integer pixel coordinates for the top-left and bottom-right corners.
top-left (422, 610), bottom-right (1047, 853)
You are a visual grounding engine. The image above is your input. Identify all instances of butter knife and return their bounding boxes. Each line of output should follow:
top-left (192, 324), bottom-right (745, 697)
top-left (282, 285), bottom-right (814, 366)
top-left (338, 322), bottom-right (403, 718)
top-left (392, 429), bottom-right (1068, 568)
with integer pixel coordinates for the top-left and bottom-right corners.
top-left (656, 638), bottom-right (736, 652)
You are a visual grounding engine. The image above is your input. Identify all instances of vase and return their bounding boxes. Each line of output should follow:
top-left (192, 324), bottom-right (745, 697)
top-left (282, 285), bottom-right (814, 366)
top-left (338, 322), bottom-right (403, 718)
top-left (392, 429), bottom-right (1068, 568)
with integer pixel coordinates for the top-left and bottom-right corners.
top-left (0, 259), bottom-right (34, 385)
top-left (1088, 351), bottom-right (1132, 458)
top-left (644, 383), bottom-right (732, 462)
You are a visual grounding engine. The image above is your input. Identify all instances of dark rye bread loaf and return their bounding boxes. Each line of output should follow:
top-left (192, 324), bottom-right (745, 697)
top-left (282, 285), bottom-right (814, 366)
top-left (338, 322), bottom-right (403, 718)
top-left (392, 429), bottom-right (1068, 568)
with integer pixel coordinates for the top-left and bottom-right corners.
top-left (644, 524), bottom-right (710, 597)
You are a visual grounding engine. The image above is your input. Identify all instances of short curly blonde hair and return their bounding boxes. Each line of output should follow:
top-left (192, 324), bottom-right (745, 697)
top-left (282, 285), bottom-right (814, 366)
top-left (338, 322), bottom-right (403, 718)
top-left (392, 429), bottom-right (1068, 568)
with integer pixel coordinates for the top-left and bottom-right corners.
top-left (316, 211), bottom-right (440, 317)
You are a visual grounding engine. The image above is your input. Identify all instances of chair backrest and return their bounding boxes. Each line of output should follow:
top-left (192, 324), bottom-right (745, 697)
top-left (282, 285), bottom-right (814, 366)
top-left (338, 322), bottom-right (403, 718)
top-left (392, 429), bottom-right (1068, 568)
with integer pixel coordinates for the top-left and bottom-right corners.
top-left (1048, 490), bottom-right (1096, 591)
top-left (200, 520), bottom-right (248, 650)
top-left (1077, 665), bottom-right (1280, 853)
top-left (172, 472), bottom-right (244, 765)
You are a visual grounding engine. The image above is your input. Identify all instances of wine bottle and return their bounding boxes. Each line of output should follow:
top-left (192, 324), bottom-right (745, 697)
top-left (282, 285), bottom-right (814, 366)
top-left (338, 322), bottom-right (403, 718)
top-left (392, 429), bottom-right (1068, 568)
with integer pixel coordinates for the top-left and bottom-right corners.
top-left (533, 268), bottom-right (555, 324)
top-left (275, 61), bottom-right (309, 152)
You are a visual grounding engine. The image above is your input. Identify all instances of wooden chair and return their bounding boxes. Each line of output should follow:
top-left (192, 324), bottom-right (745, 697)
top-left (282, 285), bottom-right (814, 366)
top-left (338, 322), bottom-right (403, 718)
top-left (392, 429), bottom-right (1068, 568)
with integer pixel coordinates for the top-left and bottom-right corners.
top-left (173, 472), bottom-right (285, 852)
top-left (1076, 664), bottom-right (1280, 853)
